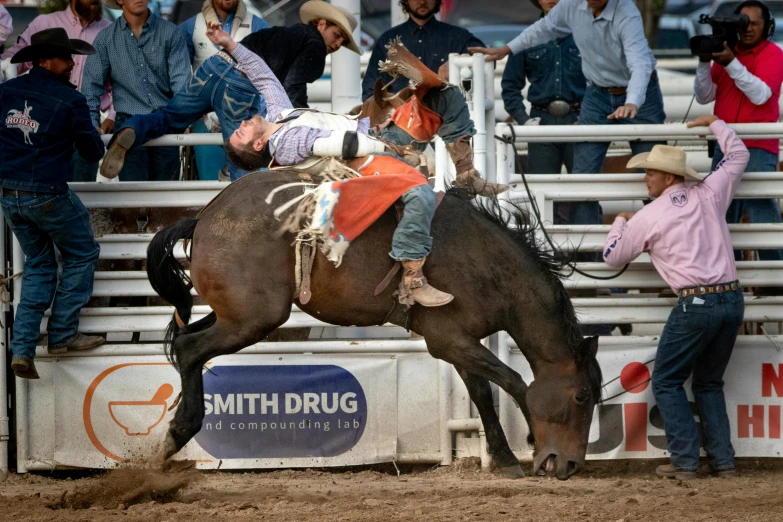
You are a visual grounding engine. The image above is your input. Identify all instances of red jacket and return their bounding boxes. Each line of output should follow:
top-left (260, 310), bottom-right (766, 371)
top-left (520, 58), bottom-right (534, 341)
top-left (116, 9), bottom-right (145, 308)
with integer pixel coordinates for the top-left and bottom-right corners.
top-left (712, 41), bottom-right (783, 154)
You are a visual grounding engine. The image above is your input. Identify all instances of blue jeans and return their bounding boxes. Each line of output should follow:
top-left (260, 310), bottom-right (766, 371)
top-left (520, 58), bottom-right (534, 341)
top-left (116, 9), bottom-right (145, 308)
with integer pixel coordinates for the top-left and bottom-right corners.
top-left (528, 107), bottom-right (579, 224)
top-left (652, 288), bottom-right (744, 471)
top-left (712, 146), bottom-right (783, 261)
top-left (570, 75), bottom-right (666, 226)
top-left (0, 190), bottom-right (100, 360)
top-left (390, 184), bottom-right (435, 261)
top-left (380, 85), bottom-right (476, 146)
top-left (70, 149), bottom-right (99, 182)
top-left (114, 113), bottom-right (182, 181)
top-left (117, 55), bottom-right (266, 182)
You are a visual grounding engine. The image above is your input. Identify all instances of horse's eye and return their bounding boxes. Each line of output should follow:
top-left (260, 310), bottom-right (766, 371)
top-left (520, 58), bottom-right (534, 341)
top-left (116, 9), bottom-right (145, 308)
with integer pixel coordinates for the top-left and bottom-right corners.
top-left (574, 390), bottom-right (589, 405)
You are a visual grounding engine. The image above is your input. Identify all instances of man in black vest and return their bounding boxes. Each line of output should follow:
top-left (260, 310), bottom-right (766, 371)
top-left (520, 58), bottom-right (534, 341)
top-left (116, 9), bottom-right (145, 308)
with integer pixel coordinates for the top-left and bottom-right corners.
top-left (0, 29), bottom-right (106, 379)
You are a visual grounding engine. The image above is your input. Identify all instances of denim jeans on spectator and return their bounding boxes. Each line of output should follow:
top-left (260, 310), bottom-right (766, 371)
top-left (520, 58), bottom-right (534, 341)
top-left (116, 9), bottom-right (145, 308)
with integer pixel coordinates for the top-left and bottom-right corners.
top-left (70, 149), bottom-right (99, 182)
top-left (114, 113), bottom-right (182, 181)
top-left (390, 185), bottom-right (435, 261)
top-left (117, 55), bottom-right (266, 182)
top-left (711, 146), bottom-right (783, 261)
top-left (528, 107), bottom-right (579, 224)
top-left (570, 75), bottom-right (666, 227)
top-left (0, 190), bottom-right (100, 360)
top-left (652, 288), bottom-right (743, 471)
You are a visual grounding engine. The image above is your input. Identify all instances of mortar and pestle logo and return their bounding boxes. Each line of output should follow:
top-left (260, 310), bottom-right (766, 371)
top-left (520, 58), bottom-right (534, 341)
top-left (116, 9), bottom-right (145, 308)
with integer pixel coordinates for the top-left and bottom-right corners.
top-left (108, 383), bottom-right (174, 436)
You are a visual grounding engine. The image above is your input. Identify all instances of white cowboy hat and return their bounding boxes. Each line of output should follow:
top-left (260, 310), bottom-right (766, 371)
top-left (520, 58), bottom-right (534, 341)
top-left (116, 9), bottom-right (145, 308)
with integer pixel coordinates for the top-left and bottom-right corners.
top-left (626, 145), bottom-right (705, 181)
top-left (300, 0), bottom-right (361, 54)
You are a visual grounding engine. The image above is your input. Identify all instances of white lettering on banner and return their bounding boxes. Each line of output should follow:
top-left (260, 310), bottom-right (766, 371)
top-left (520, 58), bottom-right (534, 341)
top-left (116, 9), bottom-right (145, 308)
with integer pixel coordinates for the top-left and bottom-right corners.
top-left (204, 392), bottom-right (359, 417)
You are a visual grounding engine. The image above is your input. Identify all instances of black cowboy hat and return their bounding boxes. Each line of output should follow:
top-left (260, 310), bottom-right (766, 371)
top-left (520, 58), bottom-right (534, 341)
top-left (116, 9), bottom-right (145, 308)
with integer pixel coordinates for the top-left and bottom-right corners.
top-left (11, 27), bottom-right (96, 64)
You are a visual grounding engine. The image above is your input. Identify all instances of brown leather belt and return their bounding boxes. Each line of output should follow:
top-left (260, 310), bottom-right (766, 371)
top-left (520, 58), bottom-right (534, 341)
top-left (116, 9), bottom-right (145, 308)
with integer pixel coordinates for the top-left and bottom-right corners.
top-left (678, 280), bottom-right (740, 299)
top-left (597, 71), bottom-right (657, 97)
top-left (1, 188), bottom-right (36, 197)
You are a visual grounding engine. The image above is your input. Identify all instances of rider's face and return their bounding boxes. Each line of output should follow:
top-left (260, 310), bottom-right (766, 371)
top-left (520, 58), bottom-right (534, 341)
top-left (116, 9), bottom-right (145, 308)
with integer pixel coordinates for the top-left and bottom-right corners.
top-left (229, 116), bottom-right (266, 151)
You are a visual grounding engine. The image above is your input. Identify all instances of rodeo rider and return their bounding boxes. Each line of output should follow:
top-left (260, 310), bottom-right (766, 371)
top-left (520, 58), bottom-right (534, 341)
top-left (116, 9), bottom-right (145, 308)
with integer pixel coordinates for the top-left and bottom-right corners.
top-left (0, 28), bottom-right (106, 379)
top-left (602, 114), bottom-right (749, 479)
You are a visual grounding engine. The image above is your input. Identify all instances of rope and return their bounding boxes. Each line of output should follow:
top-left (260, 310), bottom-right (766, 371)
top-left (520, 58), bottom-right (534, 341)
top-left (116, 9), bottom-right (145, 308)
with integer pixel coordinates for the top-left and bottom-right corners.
top-left (495, 126), bottom-right (630, 281)
top-left (0, 271), bottom-right (22, 304)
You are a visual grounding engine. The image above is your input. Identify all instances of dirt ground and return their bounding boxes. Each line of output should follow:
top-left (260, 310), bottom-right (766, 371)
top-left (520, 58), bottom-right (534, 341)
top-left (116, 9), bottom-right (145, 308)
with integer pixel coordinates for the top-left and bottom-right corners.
top-left (1, 458), bottom-right (782, 522)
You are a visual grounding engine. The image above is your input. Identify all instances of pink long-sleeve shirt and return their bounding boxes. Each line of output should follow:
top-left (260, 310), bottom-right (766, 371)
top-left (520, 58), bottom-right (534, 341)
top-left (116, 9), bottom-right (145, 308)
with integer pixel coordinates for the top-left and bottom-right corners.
top-left (0, 5), bottom-right (12, 46)
top-left (602, 120), bottom-right (750, 292)
top-left (1, 7), bottom-right (114, 120)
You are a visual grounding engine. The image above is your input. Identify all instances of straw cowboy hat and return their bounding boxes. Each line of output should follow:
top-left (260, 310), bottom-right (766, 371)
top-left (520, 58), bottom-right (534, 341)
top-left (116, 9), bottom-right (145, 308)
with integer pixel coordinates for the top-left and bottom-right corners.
top-left (627, 145), bottom-right (705, 181)
top-left (11, 27), bottom-right (96, 64)
top-left (300, 0), bottom-right (361, 54)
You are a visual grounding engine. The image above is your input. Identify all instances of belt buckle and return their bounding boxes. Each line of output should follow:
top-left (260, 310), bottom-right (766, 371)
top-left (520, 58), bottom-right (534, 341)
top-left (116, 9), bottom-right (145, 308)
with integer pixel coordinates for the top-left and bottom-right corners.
top-left (547, 100), bottom-right (571, 118)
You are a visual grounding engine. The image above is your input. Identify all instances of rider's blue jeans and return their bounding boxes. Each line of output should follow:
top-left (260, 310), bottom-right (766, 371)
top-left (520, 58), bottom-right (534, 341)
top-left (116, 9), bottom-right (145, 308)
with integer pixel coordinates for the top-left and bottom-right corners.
top-left (652, 288), bottom-right (744, 471)
top-left (712, 146), bottom-right (783, 261)
top-left (0, 190), bottom-right (100, 360)
top-left (117, 54), bottom-right (266, 181)
top-left (390, 184), bottom-right (435, 261)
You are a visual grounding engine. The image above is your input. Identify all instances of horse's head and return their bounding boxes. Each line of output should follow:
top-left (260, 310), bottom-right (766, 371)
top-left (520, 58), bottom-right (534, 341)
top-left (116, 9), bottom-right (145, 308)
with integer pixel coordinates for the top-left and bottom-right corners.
top-left (351, 78), bottom-right (413, 127)
top-left (525, 335), bottom-right (601, 480)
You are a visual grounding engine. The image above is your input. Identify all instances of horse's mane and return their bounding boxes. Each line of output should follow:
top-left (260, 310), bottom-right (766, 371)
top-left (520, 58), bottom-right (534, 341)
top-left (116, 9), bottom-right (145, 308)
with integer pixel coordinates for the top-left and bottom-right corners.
top-left (458, 189), bottom-right (603, 400)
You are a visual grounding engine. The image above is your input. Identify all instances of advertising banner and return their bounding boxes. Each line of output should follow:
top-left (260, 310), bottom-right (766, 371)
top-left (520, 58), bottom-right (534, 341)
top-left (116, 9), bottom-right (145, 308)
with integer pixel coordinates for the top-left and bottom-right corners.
top-left (586, 342), bottom-right (783, 459)
top-left (44, 355), bottom-right (397, 469)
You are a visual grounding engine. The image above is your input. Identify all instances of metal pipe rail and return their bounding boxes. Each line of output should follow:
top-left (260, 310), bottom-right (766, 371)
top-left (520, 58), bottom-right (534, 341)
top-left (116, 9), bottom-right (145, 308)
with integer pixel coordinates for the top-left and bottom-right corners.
top-left (497, 122), bottom-right (783, 143)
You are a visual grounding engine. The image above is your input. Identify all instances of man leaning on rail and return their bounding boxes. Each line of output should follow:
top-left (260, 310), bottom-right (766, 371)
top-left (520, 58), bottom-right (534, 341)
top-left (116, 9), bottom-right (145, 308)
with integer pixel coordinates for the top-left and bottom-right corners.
top-left (473, 0), bottom-right (665, 229)
top-left (602, 114), bottom-right (749, 480)
top-left (694, 0), bottom-right (783, 263)
top-left (0, 29), bottom-right (106, 379)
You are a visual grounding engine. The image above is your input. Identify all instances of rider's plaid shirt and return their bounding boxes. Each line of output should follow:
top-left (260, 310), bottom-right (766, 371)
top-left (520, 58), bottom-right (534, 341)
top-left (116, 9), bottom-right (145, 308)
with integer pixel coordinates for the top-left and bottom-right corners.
top-left (233, 44), bottom-right (370, 165)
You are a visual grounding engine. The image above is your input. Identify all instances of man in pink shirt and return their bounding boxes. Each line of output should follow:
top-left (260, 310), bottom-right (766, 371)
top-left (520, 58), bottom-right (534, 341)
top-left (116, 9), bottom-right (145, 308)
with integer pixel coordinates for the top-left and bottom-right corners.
top-left (1, 0), bottom-right (113, 181)
top-left (603, 114), bottom-right (749, 480)
top-left (0, 5), bottom-right (12, 46)
top-left (694, 0), bottom-right (783, 262)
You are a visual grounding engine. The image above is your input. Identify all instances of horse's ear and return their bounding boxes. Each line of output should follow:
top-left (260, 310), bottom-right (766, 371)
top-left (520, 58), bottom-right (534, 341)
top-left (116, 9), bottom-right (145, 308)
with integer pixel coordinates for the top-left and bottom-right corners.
top-left (373, 78), bottom-right (385, 106)
top-left (580, 335), bottom-right (599, 357)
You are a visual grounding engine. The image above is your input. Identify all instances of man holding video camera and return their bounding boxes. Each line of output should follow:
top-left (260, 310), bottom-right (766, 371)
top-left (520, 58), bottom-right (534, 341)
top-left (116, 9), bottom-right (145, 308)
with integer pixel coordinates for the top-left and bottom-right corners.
top-left (695, 0), bottom-right (783, 261)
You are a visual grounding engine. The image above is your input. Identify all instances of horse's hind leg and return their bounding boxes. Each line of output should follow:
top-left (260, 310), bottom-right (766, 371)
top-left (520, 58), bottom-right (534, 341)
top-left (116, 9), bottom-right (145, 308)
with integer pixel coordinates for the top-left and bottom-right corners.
top-left (163, 310), bottom-right (290, 458)
top-left (456, 368), bottom-right (525, 478)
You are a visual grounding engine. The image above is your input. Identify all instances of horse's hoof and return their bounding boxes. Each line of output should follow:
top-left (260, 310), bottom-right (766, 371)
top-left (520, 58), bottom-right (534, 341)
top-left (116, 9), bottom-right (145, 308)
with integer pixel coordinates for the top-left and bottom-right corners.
top-left (494, 463), bottom-right (526, 479)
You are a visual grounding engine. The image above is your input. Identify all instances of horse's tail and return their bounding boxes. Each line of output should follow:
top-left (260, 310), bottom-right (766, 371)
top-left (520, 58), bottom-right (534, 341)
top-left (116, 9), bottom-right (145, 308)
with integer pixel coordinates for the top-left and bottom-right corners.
top-left (146, 218), bottom-right (199, 369)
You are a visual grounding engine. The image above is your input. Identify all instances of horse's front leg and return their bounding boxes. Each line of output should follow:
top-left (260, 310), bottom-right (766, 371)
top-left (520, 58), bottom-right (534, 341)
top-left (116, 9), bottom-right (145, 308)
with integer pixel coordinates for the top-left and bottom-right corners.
top-left (456, 368), bottom-right (525, 478)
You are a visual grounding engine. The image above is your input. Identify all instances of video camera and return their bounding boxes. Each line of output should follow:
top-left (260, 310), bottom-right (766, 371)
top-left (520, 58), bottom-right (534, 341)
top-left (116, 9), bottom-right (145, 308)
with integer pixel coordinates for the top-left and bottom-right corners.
top-left (689, 13), bottom-right (750, 55)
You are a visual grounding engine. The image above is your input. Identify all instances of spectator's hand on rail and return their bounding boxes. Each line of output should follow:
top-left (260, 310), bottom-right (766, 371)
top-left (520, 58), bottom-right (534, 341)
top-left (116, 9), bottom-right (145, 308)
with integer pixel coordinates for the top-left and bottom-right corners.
top-left (607, 103), bottom-right (638, 120)
top-left (616, 212), bottom-right (636, 221)
top-left (468, 45), bottom-right (511, 62)
top-left (687, 115), bottom-right (719, 137)
top-left (207, 22), bottom-right (237, 52)
top-left (100, 119), bottom-right (115, 135)
top-left (711, 42), bottom-right (735, 67)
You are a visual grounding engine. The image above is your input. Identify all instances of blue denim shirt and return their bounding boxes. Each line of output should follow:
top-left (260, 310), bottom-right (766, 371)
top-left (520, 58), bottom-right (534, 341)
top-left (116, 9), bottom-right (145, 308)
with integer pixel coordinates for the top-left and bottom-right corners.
top-left (362, 17), bottom-right (484, 100)
top-left (83, 12), bottom-right (192, 126)
top-left (0, 67), bottom-right (104, 193)
top-left (501, 35), bottom-right (586, 124)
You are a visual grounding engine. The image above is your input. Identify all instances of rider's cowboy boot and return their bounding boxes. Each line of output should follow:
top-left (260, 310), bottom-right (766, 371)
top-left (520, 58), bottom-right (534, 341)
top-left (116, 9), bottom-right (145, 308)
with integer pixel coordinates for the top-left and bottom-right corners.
top-left (399, 258), bottom-right (454, 307)
top-left (446, 140), bottom-right (509, 197)
top-left (11, 358), bottom-right (39, 380)
top-left (100, 127), bottom-right (136, 179)
top-left (48, 333), bottom-right (106, 355)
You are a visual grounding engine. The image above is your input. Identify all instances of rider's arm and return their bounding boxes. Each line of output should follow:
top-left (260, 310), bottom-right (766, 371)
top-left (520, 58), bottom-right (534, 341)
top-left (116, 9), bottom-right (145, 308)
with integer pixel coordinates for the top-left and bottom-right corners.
top-left (232, 43), bottom-right (294, 121)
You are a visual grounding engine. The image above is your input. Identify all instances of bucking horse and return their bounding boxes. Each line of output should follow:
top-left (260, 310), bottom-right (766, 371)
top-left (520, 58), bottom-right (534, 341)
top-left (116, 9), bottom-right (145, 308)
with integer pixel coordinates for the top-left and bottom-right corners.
top-left (146, 167), bottom-right (602, 480)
